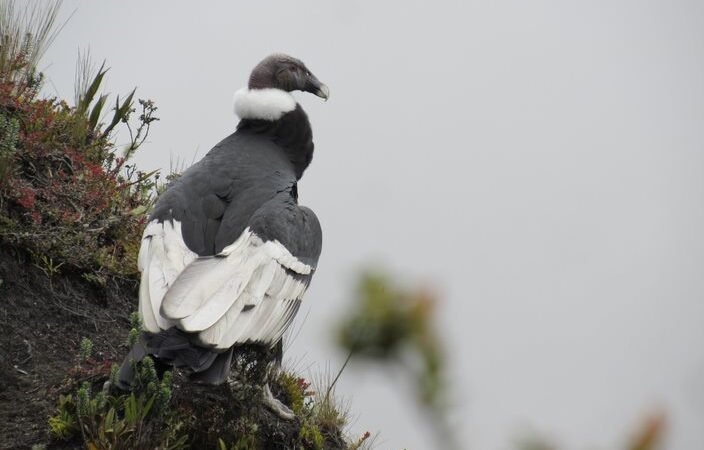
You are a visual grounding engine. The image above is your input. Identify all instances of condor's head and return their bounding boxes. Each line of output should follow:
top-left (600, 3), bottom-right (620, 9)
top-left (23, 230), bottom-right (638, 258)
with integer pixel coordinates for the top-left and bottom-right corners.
top-left (235, 53), bottom-right (329, 121)
top-left (249, 54), bottom-right (329, 100)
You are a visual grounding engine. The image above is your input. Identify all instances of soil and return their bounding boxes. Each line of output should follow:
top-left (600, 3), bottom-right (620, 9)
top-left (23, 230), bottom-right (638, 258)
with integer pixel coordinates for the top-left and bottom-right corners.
top-left (0, 247), bottom-right (136, 449)
top-left (0, 247), bottom-right (349, 450)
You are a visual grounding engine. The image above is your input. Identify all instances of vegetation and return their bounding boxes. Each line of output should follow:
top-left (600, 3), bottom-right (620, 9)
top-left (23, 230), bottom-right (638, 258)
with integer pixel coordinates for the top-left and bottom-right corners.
top-left (48, 334), bottom-right (371, 449)
top-left (337, 273), bottom-right (455, 449)
top-left (49, 345), bottom-right (188, 449)
top-left (0, 0), bottom-right (159, 286)
top-left (335, 273), bottom-right (666, 450)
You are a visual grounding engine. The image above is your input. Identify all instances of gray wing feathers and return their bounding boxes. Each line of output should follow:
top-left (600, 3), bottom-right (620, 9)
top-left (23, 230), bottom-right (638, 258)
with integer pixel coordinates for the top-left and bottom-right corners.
top-left (249, 198), bottom-right (323, 266)
top-left (138, 135), bottom-right (322, 348)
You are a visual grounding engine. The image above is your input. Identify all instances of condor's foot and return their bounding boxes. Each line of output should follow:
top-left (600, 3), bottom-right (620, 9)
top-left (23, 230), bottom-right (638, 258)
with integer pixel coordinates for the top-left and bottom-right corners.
top-left (262, 382), bottom-right (295, 420)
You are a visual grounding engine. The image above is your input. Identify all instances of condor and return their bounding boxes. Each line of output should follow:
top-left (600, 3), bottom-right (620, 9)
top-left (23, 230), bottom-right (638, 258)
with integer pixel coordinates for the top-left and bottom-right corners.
top-left (118, 54), bottom-right (327, 417)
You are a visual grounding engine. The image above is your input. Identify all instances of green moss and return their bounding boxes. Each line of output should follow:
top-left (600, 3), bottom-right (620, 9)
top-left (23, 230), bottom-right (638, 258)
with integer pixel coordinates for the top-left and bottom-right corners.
top-left (48, 394), bottom-right (77, 440)
top-left (298, 421), bottom-right (324, 450)
top-left (218, 432), bottom-right (258, 450)
top-left (277, 372), bottom-right (306, 416)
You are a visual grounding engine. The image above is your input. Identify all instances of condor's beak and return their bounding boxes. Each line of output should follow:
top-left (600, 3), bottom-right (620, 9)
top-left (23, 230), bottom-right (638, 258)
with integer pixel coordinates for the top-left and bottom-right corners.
top-left (316, 83), bottom-right (330, 101)
top-left (304, 72), bottom-right (329, 101)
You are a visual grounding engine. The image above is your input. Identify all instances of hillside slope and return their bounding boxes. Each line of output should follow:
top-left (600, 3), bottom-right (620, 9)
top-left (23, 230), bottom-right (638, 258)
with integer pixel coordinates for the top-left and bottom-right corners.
top-left (0, 248), bottom-right (135, 448)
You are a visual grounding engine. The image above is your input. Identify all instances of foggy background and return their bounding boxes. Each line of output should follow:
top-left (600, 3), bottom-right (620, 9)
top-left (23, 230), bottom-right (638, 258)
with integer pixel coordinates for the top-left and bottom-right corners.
top-left (43, 1), bottom-right (704, 448)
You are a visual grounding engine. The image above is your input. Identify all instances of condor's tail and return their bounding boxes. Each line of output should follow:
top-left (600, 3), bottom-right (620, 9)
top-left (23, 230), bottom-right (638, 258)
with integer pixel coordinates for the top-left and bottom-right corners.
top-left (116, 328), bottom-right (234, 390)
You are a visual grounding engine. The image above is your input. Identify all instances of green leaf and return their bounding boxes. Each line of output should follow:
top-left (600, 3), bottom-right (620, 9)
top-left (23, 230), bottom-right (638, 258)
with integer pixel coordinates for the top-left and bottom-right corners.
top-left (115, 89), bottom-right (136, 123)
top-left (77, 62), bottom-right (108, 114)
top-left (124, 393), bottom-right (137, 425)
top-left (141, 394), bottom-right (155, 420)
top-left (102, 88), bottom-right (136, 138)
top-left (103, 407), bottom-right (115, 432)
top-left (88, 93), bottom-right (108, 131)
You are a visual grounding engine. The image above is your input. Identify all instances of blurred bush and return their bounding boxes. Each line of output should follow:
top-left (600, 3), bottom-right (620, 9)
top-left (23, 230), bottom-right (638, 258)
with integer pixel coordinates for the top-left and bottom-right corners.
top-left (337, 272), bottom-right (457, 449)
top-left (337, 272), bottom-right (667, 450)
top-left (338, 273), bottom-right (444, 407)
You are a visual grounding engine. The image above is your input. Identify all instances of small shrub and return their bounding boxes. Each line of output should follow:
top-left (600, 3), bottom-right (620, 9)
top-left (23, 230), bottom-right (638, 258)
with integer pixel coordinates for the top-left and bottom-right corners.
top-left (298, 422), bottom-right (324, 450)
top-left (0, 112), bottom-right (19, 184)
top-left (0, 37), bottom-right (160, 284)
top-left (271, 369), bottom-right (353, 449)
top-left (50, 348), bottom-right (186, 450)
top-left (277, 372), bottom-right (310, 416)
top-left (79, 337), bottom-right (93, 362)
top-left (48, 394), bottom-right (77, 440)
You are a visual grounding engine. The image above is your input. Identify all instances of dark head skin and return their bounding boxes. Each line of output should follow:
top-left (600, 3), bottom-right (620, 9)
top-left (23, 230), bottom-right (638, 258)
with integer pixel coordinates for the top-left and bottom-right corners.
top-left (248, 54), bottom-right (329, 100)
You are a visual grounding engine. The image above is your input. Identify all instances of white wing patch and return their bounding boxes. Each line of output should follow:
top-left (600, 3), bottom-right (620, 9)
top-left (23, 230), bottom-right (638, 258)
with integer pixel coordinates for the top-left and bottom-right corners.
top-left (138, 220), bottom-right (311, 349)
top-left (139, 220), bottom-right (198, 333)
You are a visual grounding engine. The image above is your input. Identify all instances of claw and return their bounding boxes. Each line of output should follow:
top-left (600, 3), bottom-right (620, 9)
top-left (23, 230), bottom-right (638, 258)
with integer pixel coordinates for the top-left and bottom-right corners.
top-left (262, 383), bottom-right (295, 420)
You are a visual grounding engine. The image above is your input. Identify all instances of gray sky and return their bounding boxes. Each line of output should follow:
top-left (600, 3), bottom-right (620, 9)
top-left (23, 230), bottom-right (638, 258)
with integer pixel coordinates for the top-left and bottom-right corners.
top-left (44, 1), bottom-right (704, 448)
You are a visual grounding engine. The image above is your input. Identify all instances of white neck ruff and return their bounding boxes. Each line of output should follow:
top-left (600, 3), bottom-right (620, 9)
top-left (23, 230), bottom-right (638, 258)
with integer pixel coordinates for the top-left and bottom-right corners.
top-left (233, 88), bottom-right (296, 121)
